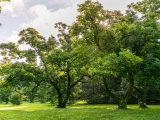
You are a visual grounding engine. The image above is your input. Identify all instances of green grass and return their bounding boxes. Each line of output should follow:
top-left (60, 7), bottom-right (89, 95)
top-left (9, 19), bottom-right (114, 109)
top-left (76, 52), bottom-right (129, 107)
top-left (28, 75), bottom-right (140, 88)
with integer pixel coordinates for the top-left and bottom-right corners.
top-left (0, 102), bottom-right (159, 120)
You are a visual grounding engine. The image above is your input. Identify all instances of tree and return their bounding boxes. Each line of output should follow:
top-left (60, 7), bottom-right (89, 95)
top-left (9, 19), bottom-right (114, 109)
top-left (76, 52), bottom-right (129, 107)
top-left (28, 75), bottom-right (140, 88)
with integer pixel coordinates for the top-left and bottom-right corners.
top-left (71, 0), bottom-right (122, 51)
top-left (125, 0), bottom-right (160, 108)
top-left (134, 42), bottom-right (160, 108)
top-left (71, 0), bottom-right (144, 109)
top-left (1, 0), bottom-right (160, 109)
top-left (0, 22), bottom-right (94, 108)
top-left (91, 49), bottom-right (142, 109)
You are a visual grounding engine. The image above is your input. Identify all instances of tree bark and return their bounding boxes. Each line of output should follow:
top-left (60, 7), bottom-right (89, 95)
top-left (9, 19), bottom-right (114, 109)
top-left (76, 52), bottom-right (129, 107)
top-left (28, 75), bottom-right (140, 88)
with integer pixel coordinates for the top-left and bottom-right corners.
top-left (57, 93), bottom-right (66, 108)
top-left (138, 84), bottom-right (148, 108)
top-left (138, 98), bottom-right (147, 108)
top-left (118, 99), bottom-right (127, 109)
top-left (102, 77), bottom-right (119, 103)
top-left (118, 73), bottom-right (134, 109)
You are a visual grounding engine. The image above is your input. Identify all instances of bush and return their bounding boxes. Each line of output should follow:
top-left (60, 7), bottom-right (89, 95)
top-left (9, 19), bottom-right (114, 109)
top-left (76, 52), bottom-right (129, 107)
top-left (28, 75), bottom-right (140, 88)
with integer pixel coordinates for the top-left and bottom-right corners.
top-left (10, 93), bottom-right (22, 105)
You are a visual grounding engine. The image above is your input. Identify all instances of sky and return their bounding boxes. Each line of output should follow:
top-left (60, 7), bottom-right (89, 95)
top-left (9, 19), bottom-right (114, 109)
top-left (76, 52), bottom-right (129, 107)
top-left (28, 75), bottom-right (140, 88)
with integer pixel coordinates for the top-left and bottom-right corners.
top-left (0, 0), bottom-right (140, 43)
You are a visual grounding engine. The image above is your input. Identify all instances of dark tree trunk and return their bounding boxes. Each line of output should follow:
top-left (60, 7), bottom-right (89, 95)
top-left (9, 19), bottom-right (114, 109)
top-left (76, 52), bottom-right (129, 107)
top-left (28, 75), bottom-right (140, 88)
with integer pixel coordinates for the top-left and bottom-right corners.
top-left (138, 85), bottom-right (147, 108)
top-left (103, 75), bottom-right (134, 109)
top-left (138, 98), bottom-right (147, 108)
top-left (57, 95), bottom-right (66, 108)
top-left (50, 62), bottom-right (83, 108)
top-left (118, 87), bottom-right (133, 109)
top-left (102, 77), bottom-right (119, 102)
top-left (118, 73), bottom-right (134, 110)
top-left (118, 99), bottom-right (127, 109)
top-left (56, 90), bottom-right (71, 108)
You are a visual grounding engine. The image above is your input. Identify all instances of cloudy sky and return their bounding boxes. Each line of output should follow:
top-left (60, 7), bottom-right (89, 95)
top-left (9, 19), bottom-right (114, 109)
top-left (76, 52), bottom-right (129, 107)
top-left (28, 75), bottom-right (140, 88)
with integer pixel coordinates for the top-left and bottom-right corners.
top-left (0, 0), bottom-right (140, 43)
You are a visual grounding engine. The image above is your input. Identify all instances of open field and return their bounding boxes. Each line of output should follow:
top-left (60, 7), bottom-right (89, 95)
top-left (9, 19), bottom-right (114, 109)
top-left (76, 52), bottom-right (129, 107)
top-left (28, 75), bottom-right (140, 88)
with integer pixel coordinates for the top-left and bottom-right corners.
top-left (0, 103), bottom-right (159, 120)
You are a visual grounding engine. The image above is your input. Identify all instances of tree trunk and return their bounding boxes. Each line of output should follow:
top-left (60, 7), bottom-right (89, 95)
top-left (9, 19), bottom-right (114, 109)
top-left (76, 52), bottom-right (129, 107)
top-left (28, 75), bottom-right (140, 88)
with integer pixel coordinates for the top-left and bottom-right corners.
top-left (118, 73), bottom-right (134, 110)
top-left (57, 94), bottom-right (66, 108)
top-left (102, 77), bottom-right (119, 103)
top-left (118, 99), bottom-right (127, 109)
top-left (57, 92), bottom-right (71, 108)
top-left (138, 85), bottom-right (147, 108)
top-left (138, 98), bottom-right (147, 108)
top-left (103, 75), bottom-right (134, 110)
top-left (57, 101), bottom-right (66, 108)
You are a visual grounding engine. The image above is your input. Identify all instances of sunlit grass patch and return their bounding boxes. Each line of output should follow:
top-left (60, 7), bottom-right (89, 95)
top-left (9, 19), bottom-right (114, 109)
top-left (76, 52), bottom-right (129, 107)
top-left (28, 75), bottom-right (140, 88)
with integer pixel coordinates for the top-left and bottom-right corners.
top-left (0, 103), bottom-right (159, 120)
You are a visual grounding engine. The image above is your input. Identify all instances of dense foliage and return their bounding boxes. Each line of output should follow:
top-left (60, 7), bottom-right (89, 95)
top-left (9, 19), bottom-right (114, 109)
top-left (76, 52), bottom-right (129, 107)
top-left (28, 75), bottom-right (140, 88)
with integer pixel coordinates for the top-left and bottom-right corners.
top-left (0, 0), bottom-right (160, 109)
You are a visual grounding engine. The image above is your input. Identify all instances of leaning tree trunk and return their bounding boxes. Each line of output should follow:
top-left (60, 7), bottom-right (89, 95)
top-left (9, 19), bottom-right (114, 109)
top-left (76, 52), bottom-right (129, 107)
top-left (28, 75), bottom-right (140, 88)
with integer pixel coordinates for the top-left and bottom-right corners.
top-left (138, 85), bottom-right (148, 108)
top-left (118, 74), bottom-right (134, 109)
top-left (102, 77), bottom-right (119, 105)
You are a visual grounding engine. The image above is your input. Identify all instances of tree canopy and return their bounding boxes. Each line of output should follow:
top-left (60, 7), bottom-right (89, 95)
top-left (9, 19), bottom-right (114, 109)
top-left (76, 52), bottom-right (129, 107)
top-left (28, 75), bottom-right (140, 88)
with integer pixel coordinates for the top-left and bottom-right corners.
top-left (0, 0), bottom-right (160, 109)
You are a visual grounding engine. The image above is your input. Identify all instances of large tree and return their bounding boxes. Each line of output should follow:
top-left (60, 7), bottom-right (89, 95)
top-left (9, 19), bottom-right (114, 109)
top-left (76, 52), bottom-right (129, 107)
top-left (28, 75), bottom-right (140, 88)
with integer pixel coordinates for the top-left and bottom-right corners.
top-left (71, 0), bottom-right (160, 109)
top-left (0, 22), bottom-right (94, 108)
top-left (91, 49), bottom-right (142, 109)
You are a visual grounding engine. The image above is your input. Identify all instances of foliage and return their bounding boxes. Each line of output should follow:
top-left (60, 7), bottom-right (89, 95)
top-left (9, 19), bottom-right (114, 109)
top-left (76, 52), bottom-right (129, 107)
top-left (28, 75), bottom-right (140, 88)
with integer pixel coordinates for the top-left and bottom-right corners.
top-left (0, 0), bottom-right (160, 109)
top-left (10, 92), bottom-right (22, 105)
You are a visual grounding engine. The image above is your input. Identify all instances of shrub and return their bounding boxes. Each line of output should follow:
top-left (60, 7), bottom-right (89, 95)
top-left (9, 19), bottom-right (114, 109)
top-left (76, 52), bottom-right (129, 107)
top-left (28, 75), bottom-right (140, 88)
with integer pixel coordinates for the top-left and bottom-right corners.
top-left (10, 93), bottom-right (22, 105)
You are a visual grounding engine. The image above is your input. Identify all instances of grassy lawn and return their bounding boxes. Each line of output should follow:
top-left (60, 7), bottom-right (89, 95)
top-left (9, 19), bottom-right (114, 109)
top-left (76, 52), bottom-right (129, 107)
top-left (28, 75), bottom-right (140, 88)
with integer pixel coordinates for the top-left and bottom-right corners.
top-left (0, 103), bottom-right (159, 120)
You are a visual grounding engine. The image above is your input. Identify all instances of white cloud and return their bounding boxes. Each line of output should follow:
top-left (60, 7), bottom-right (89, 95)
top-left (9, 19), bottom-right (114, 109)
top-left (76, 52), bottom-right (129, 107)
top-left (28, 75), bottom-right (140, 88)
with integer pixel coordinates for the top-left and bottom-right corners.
top-left (23, 0), bottom-right (75, 10)
top-left (99, 0), bottom-right (140, 12)
top-left (5, 31), bottom-right (30, 50)
top-left (6, 31), bottom-right (20, 43)
top-left (22, 4), bottom-right (78, 38)
top-left (2, 0), bottom-right (141, 44)
top-left (19, 0), bottom-right (140, 38)
top-left (29, 5), bottom-right (50, 17)
top-left (1, 0), bottom-right (25, 17)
